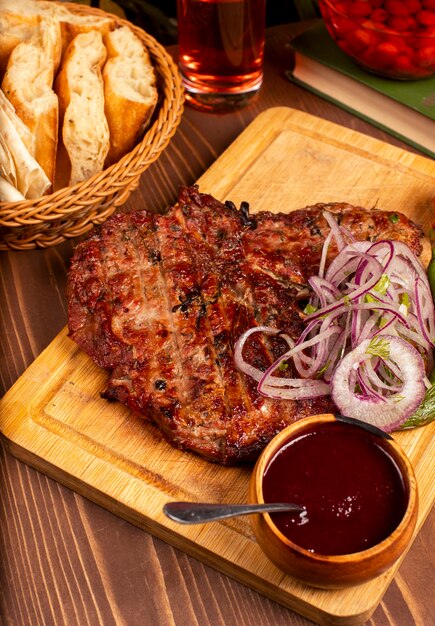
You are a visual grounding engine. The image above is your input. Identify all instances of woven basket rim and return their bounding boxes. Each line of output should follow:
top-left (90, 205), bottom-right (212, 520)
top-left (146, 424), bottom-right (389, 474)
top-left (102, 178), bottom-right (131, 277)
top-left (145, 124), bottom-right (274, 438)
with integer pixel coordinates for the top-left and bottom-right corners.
top-left (0, 1), bottom-right (184, 247)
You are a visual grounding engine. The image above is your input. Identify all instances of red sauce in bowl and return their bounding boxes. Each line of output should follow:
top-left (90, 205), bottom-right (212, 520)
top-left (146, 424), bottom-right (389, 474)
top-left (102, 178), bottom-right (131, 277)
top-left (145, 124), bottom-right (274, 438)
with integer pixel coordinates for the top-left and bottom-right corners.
top-left (262, 421), bottom-right (408, 555)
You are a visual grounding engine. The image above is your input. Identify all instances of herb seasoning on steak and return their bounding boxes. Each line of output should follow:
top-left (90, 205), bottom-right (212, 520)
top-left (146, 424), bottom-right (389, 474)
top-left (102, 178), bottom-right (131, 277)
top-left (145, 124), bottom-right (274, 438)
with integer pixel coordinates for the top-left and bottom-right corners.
top-left (67, 186), bottom-right (424, 464)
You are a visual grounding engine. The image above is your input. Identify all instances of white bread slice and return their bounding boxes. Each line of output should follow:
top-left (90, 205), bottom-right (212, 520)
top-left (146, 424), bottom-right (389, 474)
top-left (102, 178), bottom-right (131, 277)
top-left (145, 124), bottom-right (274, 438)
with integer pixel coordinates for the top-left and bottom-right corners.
top-left (103, 26), bottom-right (158, 166)
top-left (0, 12), bottom-right (38, 79)
top-left (1, 16), bottom-right (61, 189)
top-left (0, 0), bottom-right (115, 28)
top-left (0, 0), bottom-right (115, 53)
top-left (55, 30), bottom-right (110, 186)
top-left (59, 17), bottom-right (115, 55)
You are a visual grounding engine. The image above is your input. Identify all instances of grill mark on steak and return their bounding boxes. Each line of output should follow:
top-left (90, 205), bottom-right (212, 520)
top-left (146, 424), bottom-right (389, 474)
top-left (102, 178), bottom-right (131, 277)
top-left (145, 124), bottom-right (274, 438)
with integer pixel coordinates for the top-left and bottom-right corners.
top-left (67, 186), bottom-right (425, 465)
top-left (177, 190), bottom-right (281, 458)
top-left (154, 205), bottom-right (231, 456)
top-left (143, 212), bottom-right (192, 423)
top-left (95, 213), bottom-right (179, 424)
top-left (177, 202), bottom-right (244, 434)
top-left (68, 213), bottom-right (142, 371)
top-left (179, 189), bottom-right (287, 458)
top-left (143, 216), bottom-right (193, 427)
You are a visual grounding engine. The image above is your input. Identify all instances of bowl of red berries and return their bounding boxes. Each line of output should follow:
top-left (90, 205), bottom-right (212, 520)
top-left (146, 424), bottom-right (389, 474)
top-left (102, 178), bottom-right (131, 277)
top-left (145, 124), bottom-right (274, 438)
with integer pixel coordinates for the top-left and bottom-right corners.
top-left (318, 0), bottom-right (435, 79)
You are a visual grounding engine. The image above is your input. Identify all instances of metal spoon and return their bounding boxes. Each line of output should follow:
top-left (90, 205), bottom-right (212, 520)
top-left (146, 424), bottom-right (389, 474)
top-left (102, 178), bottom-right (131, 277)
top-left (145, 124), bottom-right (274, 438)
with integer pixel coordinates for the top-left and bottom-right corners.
top-left (163, 501), bottom-right (304, 524)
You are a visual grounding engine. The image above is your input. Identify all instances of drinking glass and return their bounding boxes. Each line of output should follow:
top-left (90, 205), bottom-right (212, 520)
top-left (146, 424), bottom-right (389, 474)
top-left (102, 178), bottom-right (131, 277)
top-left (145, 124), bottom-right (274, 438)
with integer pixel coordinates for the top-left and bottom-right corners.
top-left (177, 0), bottom-right (266, 112)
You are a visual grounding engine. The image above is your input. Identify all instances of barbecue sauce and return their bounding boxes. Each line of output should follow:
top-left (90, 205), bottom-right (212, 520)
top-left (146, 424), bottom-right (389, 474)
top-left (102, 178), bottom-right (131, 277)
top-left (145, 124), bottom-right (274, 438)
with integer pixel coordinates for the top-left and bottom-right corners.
top-left (262, 421), bottom-right (408, 555)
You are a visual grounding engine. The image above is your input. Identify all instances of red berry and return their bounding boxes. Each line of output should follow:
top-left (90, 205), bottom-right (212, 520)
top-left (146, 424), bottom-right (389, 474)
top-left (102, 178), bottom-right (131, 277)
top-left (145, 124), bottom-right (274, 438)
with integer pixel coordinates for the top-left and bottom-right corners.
top-left (393, 54), bottom-right (416, 70)
top-left (416, 9), bottom-right (435, 24)
top-left (385, 34), bottom-right (410, 52)
top-left (345, 27), bottom-right (374, 53)
top-left (405, 15), bottom-right (419, 28)
top-left (334, 16), bottom-right (359, 35)
top-left (403, 0), bottom-right (422, 13)
top-left (413, 33), bottom-right (435, 47)
top-left (371, 8), bottom-right (389, 21)
top-left (335, 1), bottom-right (351, 15)
top-left (375, 41), bottom-right (400, 63)
top-left (385, 1), bottom-right (411, 16)
top-left (371, 20), bottom-right (387, 29)
top-left (348, 1), bottom-right (373, 18)
top-left (388, 15), bottom-right (413, 28)
top-left (361, 49), bottom-right (386, 68)
top-left (415, 44), bottom-right (435, 64)
top-left (337, 40), bottom-right (353, 57)
top-left (422, 0), bottom-right (435, 9)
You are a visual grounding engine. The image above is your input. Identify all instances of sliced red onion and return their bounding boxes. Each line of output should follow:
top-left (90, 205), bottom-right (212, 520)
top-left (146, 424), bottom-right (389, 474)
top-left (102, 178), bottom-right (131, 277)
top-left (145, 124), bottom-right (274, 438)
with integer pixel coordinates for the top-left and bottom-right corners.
top-left (308, 276), bottom-right (341, 307)
top-left (366, 239), bottom-right (395, 271)
top-left (398, 326), bottom-right (433, 354)
top-left (305, 273), bottom-right (384, 323)
top-left (318, 228), bottom-right (333, 279)
top-left (331, 336), bottom-right (426, 431)
top-left (414, 276), bottom-right (435, 345)
top-left (233, 326), bottom-right (279, 382)
top-left (355, 315), bottom-right (379, 345)
top-left (389, 240), bottom-right (430, 284)
top-left (323, 330), bottom-right (347, 382)
top-left (365, 360), bottom-right (402, 393)
top-left (260, 326), bottom-right (341, 384)
top-left (257, 380), bottom-right (330, 400)
top-left (277, 332), bottom-right (296, 351)
top-left (325, 241), bottom-right (371, 285)
top-left (323, 211), bottom-right (346, 251)
top-left (234, 213), bottom-right (435, 432)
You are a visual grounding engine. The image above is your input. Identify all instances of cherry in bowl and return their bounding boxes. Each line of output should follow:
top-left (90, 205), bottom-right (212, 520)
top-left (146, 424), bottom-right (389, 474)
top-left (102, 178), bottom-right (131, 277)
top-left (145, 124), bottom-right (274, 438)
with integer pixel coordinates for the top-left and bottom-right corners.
top-left (318, 0), bottom-right (435, 79)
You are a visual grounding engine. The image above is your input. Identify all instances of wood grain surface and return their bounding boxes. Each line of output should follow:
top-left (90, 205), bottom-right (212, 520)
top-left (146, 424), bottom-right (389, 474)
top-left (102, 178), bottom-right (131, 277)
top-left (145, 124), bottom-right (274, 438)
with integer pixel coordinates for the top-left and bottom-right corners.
top-left (1, 20), bottom-right (434, 626)
top-left (1, 107), bottom-right (435, 626)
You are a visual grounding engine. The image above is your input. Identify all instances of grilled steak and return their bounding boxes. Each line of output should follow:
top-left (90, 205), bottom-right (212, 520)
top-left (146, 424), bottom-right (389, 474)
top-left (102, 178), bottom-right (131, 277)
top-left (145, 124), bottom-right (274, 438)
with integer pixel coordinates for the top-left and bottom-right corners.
top-left (67, 186), bottom-right (424, 464)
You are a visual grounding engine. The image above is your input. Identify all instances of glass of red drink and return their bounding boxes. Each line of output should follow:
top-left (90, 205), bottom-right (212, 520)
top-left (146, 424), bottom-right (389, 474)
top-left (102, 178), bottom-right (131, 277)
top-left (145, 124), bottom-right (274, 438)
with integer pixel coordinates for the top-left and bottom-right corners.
top-left (176, 0), bottom-right (266, 111)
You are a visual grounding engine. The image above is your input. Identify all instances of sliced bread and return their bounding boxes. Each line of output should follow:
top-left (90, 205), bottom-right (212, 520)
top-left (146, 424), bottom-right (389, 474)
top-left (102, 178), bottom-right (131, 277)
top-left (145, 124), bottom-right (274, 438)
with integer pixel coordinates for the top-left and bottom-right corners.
top-left (0, 12), bottom-right (38, 79)
top-left (0, 0), bottom-right (115, 57)
top-left (103, 26), bottom-right (158, 166)
top-left (1, 16), bottom-right (61, 189)
top-left (55, 30), bottom-right (110, 186)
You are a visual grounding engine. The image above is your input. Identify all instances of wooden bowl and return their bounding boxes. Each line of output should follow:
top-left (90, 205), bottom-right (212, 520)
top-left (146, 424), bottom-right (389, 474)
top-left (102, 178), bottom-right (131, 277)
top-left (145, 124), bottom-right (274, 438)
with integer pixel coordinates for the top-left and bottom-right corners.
top-left (249, 414), bottom-right (419, 589)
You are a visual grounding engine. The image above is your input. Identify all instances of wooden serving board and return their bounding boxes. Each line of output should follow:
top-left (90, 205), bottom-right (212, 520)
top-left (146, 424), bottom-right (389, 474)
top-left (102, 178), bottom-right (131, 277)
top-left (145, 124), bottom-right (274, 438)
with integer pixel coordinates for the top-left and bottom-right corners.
top-left (1, 108), bottom-right (434, 626)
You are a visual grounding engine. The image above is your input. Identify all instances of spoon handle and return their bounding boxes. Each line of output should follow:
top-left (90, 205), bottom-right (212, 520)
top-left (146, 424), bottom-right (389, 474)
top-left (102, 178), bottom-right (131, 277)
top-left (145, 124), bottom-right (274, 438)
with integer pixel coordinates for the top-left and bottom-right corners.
top-left (163, 501), bottom-right (303, 524)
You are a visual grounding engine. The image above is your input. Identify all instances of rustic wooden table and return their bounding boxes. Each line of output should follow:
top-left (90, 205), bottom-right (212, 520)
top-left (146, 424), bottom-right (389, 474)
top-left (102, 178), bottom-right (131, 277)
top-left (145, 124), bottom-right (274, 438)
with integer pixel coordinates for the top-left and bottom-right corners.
top-left (0, 22), bottom-right (433, 626)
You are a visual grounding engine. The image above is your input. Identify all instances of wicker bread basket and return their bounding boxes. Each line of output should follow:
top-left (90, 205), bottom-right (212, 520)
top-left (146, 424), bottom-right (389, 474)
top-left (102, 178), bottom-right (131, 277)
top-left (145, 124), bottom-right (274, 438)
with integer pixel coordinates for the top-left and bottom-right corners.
top-left (0, 2), bottom-right (184, 251)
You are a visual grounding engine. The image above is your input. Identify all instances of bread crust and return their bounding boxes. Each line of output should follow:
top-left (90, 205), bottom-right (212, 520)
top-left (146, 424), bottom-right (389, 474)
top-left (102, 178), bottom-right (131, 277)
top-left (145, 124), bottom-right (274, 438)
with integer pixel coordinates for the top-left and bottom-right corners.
top-left (60, 19), bottom-right (115, 55)
top-left (0, 12), bottom-right (38, 79)
top-left (0, 0), bottom-right (115, 73)
top-left (103, 26), bottom-right (158, 166)
top-left (1, 16), bottom-right (61, 189)
top-left (55, 30), bottom-right (109, 186)
top-left (0, 1), bottom-right (159, 196)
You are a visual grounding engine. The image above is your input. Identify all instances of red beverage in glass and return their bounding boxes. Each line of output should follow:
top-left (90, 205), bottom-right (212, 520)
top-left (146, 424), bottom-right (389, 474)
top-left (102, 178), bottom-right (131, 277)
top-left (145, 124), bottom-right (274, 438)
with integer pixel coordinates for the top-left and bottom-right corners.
top-left (177, 0), bottom-right (266, 111)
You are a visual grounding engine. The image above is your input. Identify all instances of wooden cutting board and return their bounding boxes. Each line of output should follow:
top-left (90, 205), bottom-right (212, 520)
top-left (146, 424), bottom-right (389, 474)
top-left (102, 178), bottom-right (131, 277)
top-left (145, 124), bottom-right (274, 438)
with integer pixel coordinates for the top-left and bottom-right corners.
top-left (1, 108), bottom-right (434, 626)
